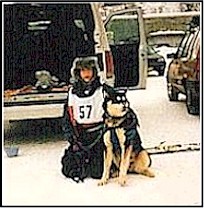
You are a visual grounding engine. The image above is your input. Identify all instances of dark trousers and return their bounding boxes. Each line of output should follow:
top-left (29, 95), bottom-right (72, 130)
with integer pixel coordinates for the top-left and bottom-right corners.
top-left (71, 125), bottom-right (104, 179)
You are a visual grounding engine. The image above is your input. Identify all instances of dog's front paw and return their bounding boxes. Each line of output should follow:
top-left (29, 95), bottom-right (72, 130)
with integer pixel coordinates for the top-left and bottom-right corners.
top-left (146, 170), bottom-right (155, 178)
top-left (118, 176), bottom-right (127, 186)
top-left (98, 178), bottom-right (109, 186)
top-left (111, 171), bottom-right (119, 178)
top-left (140, 169), bottom-right (155, 178)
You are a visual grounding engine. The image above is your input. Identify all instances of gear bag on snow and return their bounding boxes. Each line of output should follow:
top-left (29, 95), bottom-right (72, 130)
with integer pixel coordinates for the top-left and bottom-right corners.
top-left (61, 129), bottom-right (104, 183)
top-left (61, 146), bottom-right (90, 183)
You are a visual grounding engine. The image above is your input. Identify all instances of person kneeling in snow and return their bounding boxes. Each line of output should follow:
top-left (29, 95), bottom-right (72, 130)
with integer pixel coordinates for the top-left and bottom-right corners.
top-left (61, 57), bottom-right (105, 182)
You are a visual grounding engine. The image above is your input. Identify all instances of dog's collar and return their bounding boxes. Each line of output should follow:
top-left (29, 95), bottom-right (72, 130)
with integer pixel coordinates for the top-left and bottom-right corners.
top-left (104, 112), bottom-right (126, 120)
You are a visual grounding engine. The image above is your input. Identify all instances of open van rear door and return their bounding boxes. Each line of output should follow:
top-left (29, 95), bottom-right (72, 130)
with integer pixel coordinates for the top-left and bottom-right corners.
top-left (104, 8), bottom-right (148, 89)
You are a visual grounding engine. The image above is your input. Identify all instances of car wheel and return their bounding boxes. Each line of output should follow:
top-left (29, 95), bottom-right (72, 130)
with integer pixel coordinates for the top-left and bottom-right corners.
top-left (168, 83), bottom-right (179, 101)
top-left (185, 80), bottom-right (199, 115)
top-left (158, 63), bottom-right (166, 76)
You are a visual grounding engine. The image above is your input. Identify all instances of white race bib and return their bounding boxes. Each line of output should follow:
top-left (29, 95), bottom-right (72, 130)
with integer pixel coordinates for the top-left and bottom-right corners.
top-left (68, 87), bottom-right (104, 124)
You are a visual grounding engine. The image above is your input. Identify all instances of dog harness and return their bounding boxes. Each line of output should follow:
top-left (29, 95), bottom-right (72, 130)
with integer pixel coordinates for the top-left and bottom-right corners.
top-left (105, 108), bottom-right (144, 153)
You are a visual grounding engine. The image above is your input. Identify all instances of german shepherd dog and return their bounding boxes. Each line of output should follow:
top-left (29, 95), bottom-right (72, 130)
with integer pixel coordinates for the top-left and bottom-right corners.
top-left (98, 89), bottom-right (155, 186)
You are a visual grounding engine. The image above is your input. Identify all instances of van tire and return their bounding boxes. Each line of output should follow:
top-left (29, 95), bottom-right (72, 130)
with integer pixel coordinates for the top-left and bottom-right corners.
top-left (168, 84), bottom-right (179, 101)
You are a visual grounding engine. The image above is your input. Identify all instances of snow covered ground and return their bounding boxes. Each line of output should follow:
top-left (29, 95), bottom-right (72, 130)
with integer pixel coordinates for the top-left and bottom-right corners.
top-left (2, 143), bottom-right (201, 206)
top-left (2, 74), bottom-right (201, 206)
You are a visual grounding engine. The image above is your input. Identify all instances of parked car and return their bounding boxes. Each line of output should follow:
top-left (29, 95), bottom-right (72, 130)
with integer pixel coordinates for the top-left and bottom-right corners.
top-left (166, 26), bottom-right (200, 115)
top-left (147, 45), bottom-right (166, 76)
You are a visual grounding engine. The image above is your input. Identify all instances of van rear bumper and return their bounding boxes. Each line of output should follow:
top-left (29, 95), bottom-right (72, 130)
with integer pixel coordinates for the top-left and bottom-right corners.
top-left (4, 103), bottom-right (65, 121)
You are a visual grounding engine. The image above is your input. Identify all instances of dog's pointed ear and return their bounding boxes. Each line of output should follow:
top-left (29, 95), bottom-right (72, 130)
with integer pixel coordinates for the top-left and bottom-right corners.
top-left (103, 84), bottom-right (115, 98)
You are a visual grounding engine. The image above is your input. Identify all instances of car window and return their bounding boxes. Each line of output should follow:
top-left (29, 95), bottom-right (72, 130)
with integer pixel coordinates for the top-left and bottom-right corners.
top-left (106, 15), bottom-right (140, 45)
top-left (179, 32), bottom-right (194, 58)
top-left (181, 33), bottom-right (195, 58)
top-left (188, 29), bottom-right (199, 59)
top-left (191, 31), bottom-right (200, 60)
top-left (177, 28), bottom-right (199, 59)
top-left (176, 31), bottom-right (191, 57)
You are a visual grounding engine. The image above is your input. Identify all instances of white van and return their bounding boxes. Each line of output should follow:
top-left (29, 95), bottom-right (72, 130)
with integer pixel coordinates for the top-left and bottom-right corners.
top-left (3, 3), bottom-right (115, 121)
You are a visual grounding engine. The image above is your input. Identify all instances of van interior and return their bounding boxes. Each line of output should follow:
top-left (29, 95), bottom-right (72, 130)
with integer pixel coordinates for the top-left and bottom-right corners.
top-left (4, 4), bottom-right (96, 90)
